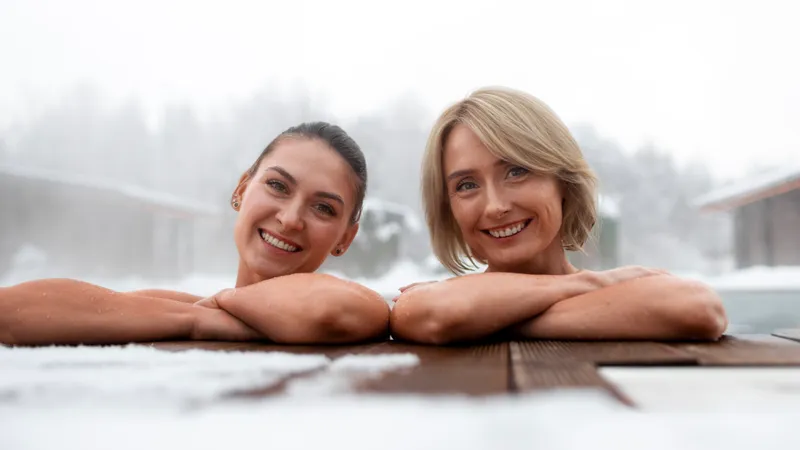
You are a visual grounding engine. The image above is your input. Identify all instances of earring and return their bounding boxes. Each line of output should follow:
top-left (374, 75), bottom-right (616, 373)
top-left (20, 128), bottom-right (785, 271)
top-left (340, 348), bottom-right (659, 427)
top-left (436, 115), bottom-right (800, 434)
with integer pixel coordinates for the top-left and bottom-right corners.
top-left (335, 248), bottom-right (342, 255)
top-left (232, 198), bottom-right (240, 209)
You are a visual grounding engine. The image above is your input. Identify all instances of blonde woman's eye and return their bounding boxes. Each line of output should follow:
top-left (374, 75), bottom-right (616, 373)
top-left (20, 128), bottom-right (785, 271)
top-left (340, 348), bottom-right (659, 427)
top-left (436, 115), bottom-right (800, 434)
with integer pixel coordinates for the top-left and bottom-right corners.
top-left (456, 180), bottom-right (478, 192)
top-left (508, 166), bottom-right (529, 178)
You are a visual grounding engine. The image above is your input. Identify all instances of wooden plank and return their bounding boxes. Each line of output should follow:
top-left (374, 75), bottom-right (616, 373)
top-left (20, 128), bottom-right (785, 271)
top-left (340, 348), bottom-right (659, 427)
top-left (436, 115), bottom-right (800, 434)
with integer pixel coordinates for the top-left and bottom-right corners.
top-left (600, 366), bottom-right (800, 412)
top-left (674, 335), bottom-right (800, 366)
top-left (360, 341), bottom-right (508, 366)
top-left (510, 342), bottom-right (635, 406)
top-left (512, 340), bottom-right (697, 366)
top-left (772, 329), bottom-right (800, 344)
top-left (149, 341), bottom-right (507, 398)
top-left (350, 341), bottom-right (510, 396)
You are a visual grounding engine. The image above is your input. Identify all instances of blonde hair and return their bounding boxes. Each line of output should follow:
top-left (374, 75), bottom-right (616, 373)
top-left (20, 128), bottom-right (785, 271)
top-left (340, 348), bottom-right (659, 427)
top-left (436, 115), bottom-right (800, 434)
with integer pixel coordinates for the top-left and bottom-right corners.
top-left (422, 86), bottom-right (598, 274)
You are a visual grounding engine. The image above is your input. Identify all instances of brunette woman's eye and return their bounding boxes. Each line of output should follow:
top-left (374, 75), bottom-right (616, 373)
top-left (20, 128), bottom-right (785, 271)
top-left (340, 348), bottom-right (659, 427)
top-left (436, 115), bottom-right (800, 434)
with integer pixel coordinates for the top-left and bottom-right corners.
top-left (315, 203), bottom-right (336, 216)
top-left (266, 179), bottom-right (288, 193)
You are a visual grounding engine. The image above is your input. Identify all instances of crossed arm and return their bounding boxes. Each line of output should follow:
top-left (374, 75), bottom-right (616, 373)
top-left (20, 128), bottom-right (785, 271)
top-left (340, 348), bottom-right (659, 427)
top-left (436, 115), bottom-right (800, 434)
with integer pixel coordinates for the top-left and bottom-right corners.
top-left (0, 274), bottom-right (389, 346)
top-left (389, 270), bottom-right (728, 344)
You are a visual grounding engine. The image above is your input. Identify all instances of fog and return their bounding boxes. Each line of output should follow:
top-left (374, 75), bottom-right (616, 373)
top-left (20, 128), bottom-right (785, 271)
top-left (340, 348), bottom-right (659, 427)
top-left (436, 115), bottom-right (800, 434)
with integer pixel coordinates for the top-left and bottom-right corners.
top-left (1, 1), bottom-right (799, 331)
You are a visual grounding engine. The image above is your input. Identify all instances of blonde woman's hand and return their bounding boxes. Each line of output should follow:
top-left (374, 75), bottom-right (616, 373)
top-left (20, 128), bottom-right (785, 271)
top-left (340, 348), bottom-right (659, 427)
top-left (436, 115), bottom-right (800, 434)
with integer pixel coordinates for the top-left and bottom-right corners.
top-left (398, 281), bottom-right (439, 293)
top-left (392, 281), bottom-right (439, 303)
top-left (588, 266), bottom-right (669, 288)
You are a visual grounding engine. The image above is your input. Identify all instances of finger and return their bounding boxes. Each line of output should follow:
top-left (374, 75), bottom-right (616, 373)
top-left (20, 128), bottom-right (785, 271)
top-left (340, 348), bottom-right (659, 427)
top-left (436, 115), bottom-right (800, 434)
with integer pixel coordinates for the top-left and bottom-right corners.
top-left (399, 282), bottom-right (424, 292)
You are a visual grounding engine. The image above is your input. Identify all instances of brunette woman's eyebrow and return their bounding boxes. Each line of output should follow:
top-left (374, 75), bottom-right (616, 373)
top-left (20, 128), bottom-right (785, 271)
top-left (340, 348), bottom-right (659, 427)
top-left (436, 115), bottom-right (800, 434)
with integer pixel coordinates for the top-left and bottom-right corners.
top-left (315, 192), bottom-right (344, 205)
top-left (264, 166), bottom-right (296, 184)
top-left (265, 166), bottom-right (344, 206)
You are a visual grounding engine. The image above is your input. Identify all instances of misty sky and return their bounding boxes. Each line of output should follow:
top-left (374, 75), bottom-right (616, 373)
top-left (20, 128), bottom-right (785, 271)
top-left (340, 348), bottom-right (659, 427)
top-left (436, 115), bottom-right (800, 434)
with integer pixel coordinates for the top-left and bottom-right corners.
top-left (1, 0), bottom-right (798, 181)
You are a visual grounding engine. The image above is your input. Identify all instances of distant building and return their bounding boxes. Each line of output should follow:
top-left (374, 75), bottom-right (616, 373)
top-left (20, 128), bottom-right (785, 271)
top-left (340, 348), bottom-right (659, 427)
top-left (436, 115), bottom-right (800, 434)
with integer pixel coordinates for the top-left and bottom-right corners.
top-left (0, 164), bottom-right (218, 280)
top-left (321, 198), bottom-right (423, 278)
top-left (693, 165), bottom-right (800, 269)
top-left (568, 195), bottom-right (621, 270)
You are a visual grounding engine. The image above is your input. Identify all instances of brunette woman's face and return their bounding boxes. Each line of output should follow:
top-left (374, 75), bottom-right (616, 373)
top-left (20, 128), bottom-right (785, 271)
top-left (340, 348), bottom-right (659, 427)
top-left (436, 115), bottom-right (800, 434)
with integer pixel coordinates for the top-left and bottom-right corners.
top-left (232, 138), bottom-right (359, 282)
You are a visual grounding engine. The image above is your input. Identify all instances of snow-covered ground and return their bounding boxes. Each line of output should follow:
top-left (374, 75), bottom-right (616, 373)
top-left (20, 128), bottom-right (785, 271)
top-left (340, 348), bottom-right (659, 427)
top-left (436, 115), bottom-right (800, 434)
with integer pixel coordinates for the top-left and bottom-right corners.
top-left (4, 395), bottom-right (799, 450)
top-left (2, 344), bottom-right (800, 450)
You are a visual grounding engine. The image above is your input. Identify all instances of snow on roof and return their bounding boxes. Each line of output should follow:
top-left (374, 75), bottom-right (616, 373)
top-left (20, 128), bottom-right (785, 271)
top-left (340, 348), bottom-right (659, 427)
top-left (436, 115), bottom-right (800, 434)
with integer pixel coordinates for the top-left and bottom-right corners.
top-left (0, 164), bottom-right (219, 217)
top-left (693, 164), bottom-right (800, 212)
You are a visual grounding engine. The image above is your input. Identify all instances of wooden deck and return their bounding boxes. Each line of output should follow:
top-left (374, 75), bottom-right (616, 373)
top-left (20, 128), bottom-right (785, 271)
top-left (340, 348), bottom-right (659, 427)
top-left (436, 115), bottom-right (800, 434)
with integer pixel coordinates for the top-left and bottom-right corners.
top-left (145, 331), bottom-right (800, 408)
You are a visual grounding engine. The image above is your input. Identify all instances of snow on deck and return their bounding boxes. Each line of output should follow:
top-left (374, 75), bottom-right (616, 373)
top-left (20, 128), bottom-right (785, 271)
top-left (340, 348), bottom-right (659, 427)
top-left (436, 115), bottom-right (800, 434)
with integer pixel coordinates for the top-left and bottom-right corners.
top-left (6, 395), bottom-right (800, 450)
top-left (2, 344), bottom-right (800, 449)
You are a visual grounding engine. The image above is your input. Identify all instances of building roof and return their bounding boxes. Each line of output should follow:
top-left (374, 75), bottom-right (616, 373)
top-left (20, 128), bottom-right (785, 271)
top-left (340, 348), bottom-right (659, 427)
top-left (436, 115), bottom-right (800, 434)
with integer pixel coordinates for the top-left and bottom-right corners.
top-left (693, 164), bottom-right (800, 212)
top-left (0, 163), bottom-right (219, 217)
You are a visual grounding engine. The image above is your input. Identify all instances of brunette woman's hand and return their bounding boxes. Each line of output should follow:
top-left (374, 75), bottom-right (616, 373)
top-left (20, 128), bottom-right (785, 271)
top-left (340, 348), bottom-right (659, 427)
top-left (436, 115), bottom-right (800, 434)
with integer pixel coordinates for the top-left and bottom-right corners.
top-left (192, 289), bottom-right (262, 341)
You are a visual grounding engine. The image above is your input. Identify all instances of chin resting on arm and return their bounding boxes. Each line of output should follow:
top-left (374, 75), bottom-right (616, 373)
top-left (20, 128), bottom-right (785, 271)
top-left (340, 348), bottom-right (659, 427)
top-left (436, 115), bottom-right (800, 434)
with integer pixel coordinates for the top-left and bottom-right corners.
top-left (0, 279), bottom-right (258, 346)
top-left (390, 272), bottom-right (602, 345)
top-left (208, 273), bottom-right (390, 344)
top-left (508, 274), bottom-right (728, 341)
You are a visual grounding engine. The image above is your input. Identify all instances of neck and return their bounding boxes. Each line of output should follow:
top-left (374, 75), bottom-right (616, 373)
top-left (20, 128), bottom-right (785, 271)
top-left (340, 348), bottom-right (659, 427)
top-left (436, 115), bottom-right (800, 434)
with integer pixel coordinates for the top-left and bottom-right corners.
top-left (235, 259), bottom-right (267, 288)
top-left (486, 237), bottom-right (578, 276)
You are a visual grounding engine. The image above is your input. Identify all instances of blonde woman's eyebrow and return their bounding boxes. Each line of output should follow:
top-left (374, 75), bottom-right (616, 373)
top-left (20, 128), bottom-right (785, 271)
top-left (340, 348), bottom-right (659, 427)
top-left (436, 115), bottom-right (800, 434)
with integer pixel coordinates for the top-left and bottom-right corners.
top-left (446, 169), bottom-right (475, 181)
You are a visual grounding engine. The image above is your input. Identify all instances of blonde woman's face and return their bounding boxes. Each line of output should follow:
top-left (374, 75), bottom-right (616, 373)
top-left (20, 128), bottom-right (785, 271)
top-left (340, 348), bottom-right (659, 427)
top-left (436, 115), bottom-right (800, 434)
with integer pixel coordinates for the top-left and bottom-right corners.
top-left (442, 124), bottom-right (564, 273)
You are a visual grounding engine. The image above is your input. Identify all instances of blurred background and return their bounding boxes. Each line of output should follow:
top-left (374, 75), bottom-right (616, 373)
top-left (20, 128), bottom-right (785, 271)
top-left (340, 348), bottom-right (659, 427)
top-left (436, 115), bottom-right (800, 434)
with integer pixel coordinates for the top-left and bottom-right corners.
top-left (1, 0), bottom-right (798, 332)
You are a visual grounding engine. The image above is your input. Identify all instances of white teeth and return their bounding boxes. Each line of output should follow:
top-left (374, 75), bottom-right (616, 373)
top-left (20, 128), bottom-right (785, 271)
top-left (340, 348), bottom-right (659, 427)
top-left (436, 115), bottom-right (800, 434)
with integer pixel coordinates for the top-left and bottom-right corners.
top-left (488, 222), bottom-right (527, 238)
top-left (259, 230), bottom-right (298, 252)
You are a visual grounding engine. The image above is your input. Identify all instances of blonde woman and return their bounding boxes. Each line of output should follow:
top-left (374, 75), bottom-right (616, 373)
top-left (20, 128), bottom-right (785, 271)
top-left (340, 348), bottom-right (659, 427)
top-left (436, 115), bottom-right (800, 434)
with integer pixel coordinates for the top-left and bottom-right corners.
top-left (390, 87), bottom-right (727, 344)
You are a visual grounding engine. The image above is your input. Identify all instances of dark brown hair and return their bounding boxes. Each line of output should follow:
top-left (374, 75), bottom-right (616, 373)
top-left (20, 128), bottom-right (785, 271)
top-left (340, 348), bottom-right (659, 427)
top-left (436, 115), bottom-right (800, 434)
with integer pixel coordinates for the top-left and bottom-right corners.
top-left (247, 122), bottom-right (368, 223)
